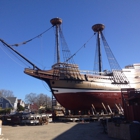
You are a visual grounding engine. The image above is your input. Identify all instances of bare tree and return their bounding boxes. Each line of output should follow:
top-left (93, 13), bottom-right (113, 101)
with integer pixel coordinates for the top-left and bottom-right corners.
top-left (46, 96), bottom-right (52, 108)
top-left (25, 93), bottom-right (37, 104)
top-left (36, 93), bottom-right (47, 106)
top-left (0, 89), bottom-right (14, 97)
top-left (25, 93), bottom-right (52, 108)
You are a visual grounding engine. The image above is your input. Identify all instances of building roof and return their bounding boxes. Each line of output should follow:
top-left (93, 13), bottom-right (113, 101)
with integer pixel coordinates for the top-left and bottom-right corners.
top-left (0, 96), bottom-right (14, 108)
top-left (7, 97), bottom-right (17, 104)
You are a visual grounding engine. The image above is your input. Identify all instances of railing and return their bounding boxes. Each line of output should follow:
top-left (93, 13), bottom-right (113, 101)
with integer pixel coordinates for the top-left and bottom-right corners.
top-left (79, 70), bottom-right (111, 76)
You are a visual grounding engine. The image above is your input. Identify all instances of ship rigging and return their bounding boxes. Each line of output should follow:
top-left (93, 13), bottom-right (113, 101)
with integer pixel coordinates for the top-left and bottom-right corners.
top-left (1, 17), bottom-right (139, 111)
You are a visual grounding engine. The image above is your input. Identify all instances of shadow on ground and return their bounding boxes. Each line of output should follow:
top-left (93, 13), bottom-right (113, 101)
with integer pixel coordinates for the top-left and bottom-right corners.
top-left (53, 121), bottom-right (118, 140)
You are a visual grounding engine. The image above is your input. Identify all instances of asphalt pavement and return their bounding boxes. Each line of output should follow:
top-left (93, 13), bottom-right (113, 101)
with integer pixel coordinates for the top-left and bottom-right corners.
top-left (0, 121), bottom-right (119, 140)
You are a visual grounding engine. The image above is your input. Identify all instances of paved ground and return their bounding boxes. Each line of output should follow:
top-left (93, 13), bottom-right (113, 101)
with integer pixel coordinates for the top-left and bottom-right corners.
top-left (0, 121), bottom-right (119, 140)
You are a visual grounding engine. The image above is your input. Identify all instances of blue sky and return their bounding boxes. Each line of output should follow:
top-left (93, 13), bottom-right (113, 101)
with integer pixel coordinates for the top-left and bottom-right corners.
top-left (0, 0), bottom-right (140, 101)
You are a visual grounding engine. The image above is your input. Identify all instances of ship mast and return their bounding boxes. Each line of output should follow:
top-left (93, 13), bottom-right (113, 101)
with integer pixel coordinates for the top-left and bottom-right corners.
top-left (50, 18), bottom-right (62, 63)
top-left (92, 24), bottom-right (129, 84)
top-left (92, 24), bottom-right (105, 74)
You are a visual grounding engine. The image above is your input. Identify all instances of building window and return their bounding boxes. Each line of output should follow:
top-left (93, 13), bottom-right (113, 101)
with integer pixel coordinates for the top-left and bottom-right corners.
top-left (0, 103), bottom-right (3, 108)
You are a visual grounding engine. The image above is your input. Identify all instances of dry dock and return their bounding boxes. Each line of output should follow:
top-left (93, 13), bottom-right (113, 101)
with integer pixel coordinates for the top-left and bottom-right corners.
top-left (0, 121), bottom-right (119, 140)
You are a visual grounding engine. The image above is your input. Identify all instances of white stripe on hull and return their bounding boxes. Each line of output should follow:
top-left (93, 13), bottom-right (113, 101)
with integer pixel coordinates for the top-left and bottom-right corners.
top-left (52, 88), bottom-right (121, 94)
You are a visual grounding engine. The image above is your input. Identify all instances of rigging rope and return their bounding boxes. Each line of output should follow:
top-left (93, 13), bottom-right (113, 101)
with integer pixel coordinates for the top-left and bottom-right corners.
top-left (65, 34), bottom-right (95, 62)
top-left (0, 44), bottom-right (26, 68)
top-left (11, 25), bottom-right (54, 47)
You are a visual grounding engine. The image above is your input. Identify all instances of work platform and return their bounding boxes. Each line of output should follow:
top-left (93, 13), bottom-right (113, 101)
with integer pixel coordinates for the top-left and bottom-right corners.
top-left (54, 113), bottom-right (118, 122)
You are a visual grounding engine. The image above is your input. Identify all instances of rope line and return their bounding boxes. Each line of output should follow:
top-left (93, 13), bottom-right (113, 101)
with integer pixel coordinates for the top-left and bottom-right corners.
top-left (0, 44), bottom-right (26, 68)
top-left (65, 34), bottom-right (95, 62)
top-left (11, 25), bottom-right (53, 47)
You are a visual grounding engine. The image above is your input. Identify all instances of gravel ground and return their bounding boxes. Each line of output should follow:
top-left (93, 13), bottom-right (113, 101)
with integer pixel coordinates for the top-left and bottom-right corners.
top-left (0, 121), bottom-right (119, 140)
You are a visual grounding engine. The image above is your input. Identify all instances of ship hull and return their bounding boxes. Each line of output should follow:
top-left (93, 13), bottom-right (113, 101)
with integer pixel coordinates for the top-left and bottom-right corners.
top-left (52, 88), bottom-right (122, 111)
top-left (24, 65), bottom-right (140, 112)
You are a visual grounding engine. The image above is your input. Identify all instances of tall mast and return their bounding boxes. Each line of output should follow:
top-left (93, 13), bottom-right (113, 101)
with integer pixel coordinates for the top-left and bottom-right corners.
top-left (50, 18), bottom-right (62, 63)
top-left (92, 24), bottom-right (105, 73)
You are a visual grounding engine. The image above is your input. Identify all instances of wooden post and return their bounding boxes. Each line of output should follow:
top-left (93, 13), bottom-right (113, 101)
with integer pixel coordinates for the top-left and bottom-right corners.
top-left (107, 105), bottom-right (112, 114)
top-left (102, 102), bottom-right (108, 114)
top-left (92, 104), bottom-right (97, 114)
top-left (115, 104), bottom-right (121, 113)
top-left (0, 120), bottom-right (2, 135)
